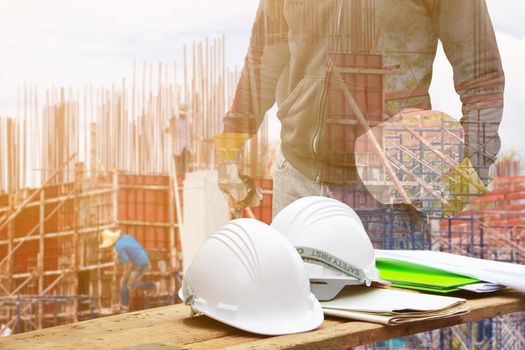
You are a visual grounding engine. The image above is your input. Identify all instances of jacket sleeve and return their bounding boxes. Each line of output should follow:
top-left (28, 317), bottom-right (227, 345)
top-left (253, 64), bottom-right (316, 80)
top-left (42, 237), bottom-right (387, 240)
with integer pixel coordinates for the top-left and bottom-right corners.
top-left (223, 0), bottom-right (290, 134)
top-left (437, 0), bottom-right (504, 184)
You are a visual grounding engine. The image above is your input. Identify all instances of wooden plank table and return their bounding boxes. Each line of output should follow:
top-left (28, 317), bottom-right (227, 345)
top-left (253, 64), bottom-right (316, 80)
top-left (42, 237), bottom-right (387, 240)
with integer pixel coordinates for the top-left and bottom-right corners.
top-left (2, 289), bottom-right (524, 350)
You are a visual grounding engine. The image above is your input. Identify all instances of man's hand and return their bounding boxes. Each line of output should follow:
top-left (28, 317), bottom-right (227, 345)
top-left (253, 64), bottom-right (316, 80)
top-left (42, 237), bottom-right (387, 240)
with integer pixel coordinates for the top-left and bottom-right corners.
top-left (218, 160), bottom-right (247, 201)
top-left (214, 132), bottom-right (262, 217)
top-left (218, 161), bottom-right (262, 217)
top-left (355, 109), bottom-right (487, 216)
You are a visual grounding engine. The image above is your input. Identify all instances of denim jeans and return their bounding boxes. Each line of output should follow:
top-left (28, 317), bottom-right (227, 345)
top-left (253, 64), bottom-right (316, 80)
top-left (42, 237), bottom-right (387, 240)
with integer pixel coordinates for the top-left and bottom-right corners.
top-left (120, 264), bottom-right (156, 307)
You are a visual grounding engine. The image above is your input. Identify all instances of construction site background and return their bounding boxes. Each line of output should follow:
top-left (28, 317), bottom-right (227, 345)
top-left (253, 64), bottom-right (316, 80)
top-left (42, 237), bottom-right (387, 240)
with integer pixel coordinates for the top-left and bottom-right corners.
top-left (0, 37), bottom-right (523, 350)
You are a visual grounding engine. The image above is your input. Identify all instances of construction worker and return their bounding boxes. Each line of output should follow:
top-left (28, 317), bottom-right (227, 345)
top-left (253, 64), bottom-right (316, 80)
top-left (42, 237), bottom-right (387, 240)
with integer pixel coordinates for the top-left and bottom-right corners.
top-left (99, 229), bottom-right (159, 312)
top-left (166, 104), bottom-right (193, 177)
top-left (215, 0), bottom-right (504, 249)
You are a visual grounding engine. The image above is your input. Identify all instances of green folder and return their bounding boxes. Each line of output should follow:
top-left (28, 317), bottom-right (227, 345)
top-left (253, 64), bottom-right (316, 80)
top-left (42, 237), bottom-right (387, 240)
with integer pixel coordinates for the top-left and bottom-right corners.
top-left (376, 258), bottom-right (481, 293)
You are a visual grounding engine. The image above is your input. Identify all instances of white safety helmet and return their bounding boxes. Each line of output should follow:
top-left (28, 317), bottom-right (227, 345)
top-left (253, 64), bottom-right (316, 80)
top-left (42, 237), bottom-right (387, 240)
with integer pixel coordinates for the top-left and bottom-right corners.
top-left (271, 196), bottom-right (388, 300)
top-left (179, 218), bottom-right (323, 335)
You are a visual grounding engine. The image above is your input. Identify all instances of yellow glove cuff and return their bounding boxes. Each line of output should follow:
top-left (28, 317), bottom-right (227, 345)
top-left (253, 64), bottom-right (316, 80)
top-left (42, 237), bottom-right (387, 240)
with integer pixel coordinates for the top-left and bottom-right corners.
top-left (214, 133), bottom-right (251, 161)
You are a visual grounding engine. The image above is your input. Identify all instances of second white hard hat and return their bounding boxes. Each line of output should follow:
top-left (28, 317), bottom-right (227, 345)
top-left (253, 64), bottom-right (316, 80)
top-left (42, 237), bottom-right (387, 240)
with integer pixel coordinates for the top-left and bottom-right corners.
top-left (179, 218), bottom-right (323, 335)
top-left (271, 196), bottom-right (388, 300)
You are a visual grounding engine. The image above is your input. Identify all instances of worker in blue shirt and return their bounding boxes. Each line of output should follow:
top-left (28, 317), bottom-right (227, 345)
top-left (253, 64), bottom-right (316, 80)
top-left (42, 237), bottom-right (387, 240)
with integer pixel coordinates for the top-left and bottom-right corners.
top-left (99, 229), bottom-right (159, 312)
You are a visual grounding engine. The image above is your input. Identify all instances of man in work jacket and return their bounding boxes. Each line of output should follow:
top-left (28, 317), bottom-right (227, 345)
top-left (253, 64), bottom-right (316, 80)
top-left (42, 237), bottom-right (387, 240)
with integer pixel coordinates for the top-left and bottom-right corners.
top-left (99, 229), bottom-right (159, 312)
top-left (215, 0), bottom-right (504, 249)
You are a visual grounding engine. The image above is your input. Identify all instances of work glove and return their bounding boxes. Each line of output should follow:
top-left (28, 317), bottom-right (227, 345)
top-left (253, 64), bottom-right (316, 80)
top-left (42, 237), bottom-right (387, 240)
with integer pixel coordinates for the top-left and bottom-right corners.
top-left (214, 132), bottom-right (262, 217)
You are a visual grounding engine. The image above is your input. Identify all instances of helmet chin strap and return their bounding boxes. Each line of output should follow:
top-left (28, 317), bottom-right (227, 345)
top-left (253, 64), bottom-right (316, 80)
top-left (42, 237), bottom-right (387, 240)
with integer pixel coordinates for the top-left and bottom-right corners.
top-left (295, 246), bottom-right (367, 284)
top-left (181, 279), bottom-right (200, 317)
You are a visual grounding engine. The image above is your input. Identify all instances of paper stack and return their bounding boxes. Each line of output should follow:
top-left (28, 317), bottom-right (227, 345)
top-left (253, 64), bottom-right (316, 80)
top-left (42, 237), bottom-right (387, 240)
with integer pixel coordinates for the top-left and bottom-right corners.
top-left (321, 286), bottom-right (469, 325)
top-left (376, 258), bottom-right (490, 293)
top-left (376, 250), bottom-right (523, 292)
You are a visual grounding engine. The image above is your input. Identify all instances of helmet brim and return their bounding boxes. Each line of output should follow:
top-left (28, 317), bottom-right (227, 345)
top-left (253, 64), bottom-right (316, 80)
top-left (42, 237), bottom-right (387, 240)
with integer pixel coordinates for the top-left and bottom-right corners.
top-left (190, 292), bottom-right (324, 336)
top-left (99, 239), bottom-right (115, 249)
top-left (308, 276), bottom-right (391, 301)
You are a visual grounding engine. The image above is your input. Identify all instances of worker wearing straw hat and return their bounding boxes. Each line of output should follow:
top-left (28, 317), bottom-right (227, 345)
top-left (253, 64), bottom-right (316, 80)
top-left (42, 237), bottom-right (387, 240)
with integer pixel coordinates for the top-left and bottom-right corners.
top-left (99, 229), bottom-right (159, 312)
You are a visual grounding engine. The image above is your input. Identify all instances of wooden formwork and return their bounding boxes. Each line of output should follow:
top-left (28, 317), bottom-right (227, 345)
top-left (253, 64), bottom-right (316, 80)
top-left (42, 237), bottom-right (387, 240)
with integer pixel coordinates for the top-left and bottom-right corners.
top-left (0, 36), bottom-right (273, 334)
top-left (0, 171), bottom-right (182, 331)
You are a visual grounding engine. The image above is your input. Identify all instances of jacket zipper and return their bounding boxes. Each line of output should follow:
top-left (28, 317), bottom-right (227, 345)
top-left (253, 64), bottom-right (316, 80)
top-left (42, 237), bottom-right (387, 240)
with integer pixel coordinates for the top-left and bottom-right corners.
top-left (312, 78), bottom-right (328, 184)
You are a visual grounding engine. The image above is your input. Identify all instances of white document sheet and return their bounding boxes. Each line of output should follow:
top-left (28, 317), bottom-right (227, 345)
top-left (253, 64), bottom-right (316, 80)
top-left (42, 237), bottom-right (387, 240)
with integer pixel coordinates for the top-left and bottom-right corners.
top-left (323, 306), bottom-right (468, 325)
top-left (458, 283), bottom-right (504, 293)
top-left (320, 287), bottom-right (468, 325)
top-left (375, 250), bottom-right (525, 292)
top-left (320, 287), bottom-right (465, 313)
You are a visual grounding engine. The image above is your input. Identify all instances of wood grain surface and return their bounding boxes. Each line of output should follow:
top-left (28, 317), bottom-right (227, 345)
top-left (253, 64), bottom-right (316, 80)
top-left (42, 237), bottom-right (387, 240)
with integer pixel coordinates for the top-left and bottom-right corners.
top-left (2, 289), bottom-right (524, 350)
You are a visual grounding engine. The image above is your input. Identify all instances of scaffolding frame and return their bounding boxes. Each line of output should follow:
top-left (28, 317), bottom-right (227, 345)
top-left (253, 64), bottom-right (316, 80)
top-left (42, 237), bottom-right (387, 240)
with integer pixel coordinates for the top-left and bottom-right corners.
top-left (0, 295), bottom-right (95, 334)
top-left (0, 170), bottom-right (181, 331)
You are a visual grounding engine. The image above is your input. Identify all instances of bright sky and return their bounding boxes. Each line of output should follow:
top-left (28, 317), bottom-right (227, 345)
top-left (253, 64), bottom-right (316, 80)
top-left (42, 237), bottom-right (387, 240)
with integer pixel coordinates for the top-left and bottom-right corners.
top-left (0, 0), bottom-right (524, 162)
